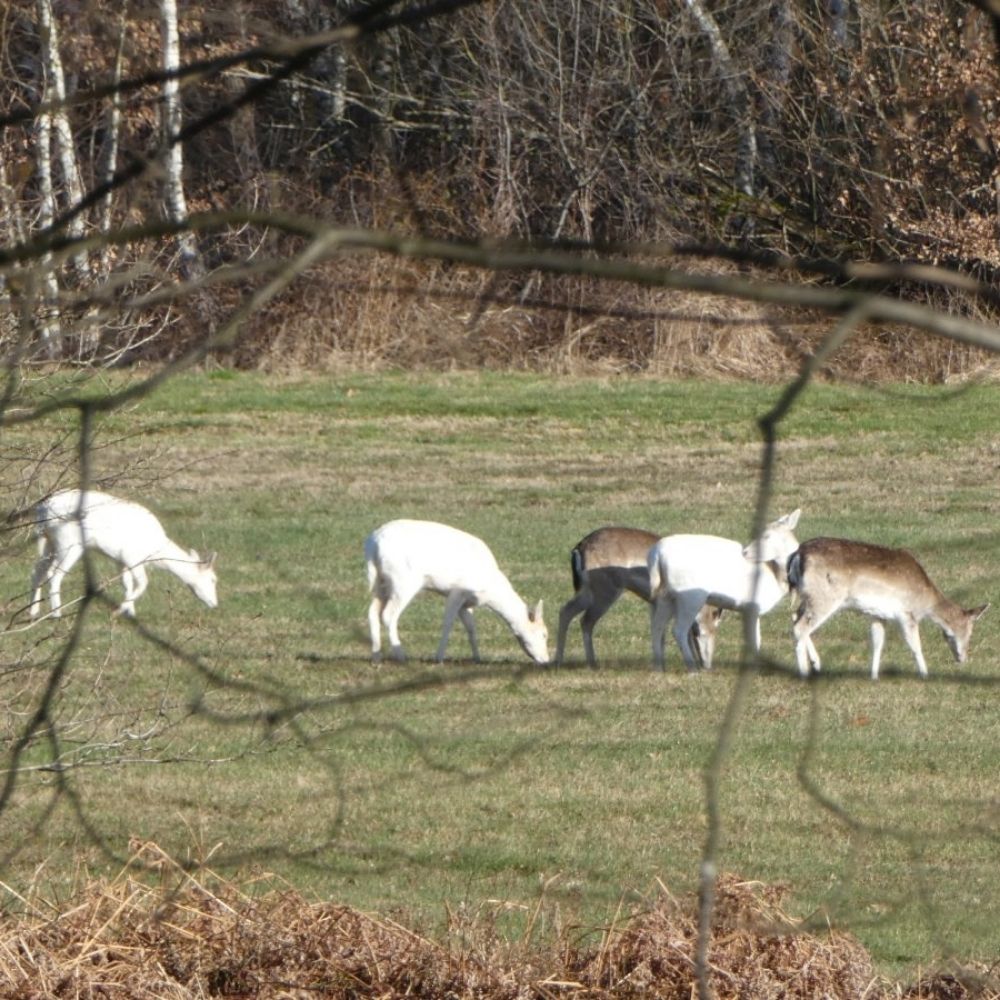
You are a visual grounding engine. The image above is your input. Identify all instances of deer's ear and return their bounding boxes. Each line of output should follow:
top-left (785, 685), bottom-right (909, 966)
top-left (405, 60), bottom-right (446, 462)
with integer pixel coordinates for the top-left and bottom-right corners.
top-left (781, 509), bottom-right (801, 529)
top-left (205, 551), bottom-right (218, 569)
top-left (531, 600), bottom-right (544, 622)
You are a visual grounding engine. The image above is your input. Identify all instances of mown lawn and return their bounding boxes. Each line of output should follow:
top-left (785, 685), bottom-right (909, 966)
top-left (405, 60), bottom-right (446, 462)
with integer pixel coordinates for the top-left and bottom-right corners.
top-left (1, 369), bottom-right (998, 981)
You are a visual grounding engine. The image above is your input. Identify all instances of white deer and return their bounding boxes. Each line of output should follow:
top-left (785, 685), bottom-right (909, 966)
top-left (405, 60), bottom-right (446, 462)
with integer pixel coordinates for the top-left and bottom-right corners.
top-left (555, 526), bottom-right (723, 668)
top-left (365, 519), bottom-right (549, 664)
top-left (647, 509), bottom-right (801, 671)
top-left (30, 489), bottom-right (218, 620)
top-left (788, 537), bottom-right (988, 679)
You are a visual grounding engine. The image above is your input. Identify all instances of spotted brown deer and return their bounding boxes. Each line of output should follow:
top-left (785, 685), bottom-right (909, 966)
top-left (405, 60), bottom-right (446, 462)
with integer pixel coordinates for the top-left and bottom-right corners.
top-left (788, 537), bottom-right (988, 679)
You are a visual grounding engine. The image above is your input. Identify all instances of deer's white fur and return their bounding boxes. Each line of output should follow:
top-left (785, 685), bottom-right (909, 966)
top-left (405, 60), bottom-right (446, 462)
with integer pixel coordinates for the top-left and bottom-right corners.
top-left (788, 537), bottom-right (989, 679)
top-left (30, 489), bottom-right (218, 620)
top-left (365, 519), bottom-right (548, 664)
top-left (555, 526), bottom-right (723, 668)
top-left (647, 510), bottom-right (801, 671)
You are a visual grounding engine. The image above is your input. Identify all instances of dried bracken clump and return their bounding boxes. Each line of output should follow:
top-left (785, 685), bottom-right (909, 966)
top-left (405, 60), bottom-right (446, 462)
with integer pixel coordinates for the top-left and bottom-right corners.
top-left (0, 845), bottom-right (996, 999)
top-left (0, 841), bottom-right (536, 1000)
top-left (566, 876), bottom-right (878, 999)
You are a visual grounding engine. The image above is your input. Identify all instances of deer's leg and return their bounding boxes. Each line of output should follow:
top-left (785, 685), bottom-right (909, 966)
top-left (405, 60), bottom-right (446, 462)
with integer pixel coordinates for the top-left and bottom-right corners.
top-left (868, 619), bottom-right (887, 680)
top-left (368, 585), bottom-right (385, 659)
top-left (457, 604), bottom-right (480, 662)
top-left (437, 589), bottom-right (475, 662)
top-left (650, 594), bottom-right (675, 671)
top-left (116, 564), bottom-right (148, 618)
top-left (47, 544), bottom-right (84, 618)
top-left (580, 579), bottom-right (623, 669)
top-left (381, 581), bottom-right (421, 662)
top-left (672, 595), bottom-right (706, 673)
top-left (792, 599), bottom-right (835, 676)
top-left (897, 614), bottom-right (928, 678)
top-left (30, 538), bottom-right (56, 620)
top-left (555, 588), bottom-right (589, 666)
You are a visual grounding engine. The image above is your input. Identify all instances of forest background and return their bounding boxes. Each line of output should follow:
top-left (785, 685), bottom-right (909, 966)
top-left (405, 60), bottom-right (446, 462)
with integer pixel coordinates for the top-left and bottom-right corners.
top-left (5, 0), bottom-right (1000, 378)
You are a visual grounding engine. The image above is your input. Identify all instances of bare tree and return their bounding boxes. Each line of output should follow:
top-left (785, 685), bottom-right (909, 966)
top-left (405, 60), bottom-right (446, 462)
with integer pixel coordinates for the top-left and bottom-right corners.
top-left (31, 0), bottom-right (96, 357)
top-left (32, 95), bottom-right (62, 358)
top-left (681, 0), bottom-right (757, 211)
top-left (160, 0), bottom-right (202, 279)
top-left (98, 3), bottom-right (129, 278)
top-left (35, 0), bottom-right (89, 260)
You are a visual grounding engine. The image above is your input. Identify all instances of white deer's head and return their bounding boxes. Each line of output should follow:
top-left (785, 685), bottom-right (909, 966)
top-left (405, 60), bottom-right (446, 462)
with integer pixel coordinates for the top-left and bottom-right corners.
top-left (515, 600), bottom-right (549, 664)
top-left (187, 549), bottom-right (219, 608)
top-left (742, 509), bottom-right (801, 564)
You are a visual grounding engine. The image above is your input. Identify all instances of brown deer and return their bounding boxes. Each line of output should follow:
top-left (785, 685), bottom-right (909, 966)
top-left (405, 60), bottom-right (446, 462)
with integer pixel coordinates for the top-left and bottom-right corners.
top-left (555, 526), bottom-right (722, 669)
top-left (787, 537), bottom-right (988, 679)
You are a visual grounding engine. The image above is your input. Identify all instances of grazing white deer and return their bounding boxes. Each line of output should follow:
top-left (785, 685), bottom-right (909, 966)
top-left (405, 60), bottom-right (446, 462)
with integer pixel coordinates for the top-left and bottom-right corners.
top-left (30, 489), bottom-right (218, 620)
top-left (647, 509), bottom-right (801, 671)
top-left (555, 526), bottom-right (723, 668)
top-left (365, 519), bottom-right (549, 664)
top-left (788, 537), bottom-right (988, 679)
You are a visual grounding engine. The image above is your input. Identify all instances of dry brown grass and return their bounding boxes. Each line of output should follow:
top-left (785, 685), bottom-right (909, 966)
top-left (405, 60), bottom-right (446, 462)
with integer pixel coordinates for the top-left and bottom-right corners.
top-left (228, 254), bottom-right (997, 383)
top-left (2, 842), bottom-right (995, 999)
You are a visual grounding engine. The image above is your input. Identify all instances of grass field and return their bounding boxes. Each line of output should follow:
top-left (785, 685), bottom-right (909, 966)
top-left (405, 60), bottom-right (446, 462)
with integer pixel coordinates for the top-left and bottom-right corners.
top-left (1, 369), bottom-right (998, 981)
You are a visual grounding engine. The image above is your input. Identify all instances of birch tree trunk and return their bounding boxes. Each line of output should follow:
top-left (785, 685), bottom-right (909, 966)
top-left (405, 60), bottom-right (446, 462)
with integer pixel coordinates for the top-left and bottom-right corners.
top-left (33, 109), bottom-right (62, 358)
top-left (33, 0), bottom-right (83, 358)
top-left (312, 5), bottom-right (348, 131)
top-left (99, 3), bottom-right (129, 276)
top-left (161, 0), bottom-right (202, 279)
top-left (36, 0), bottom-right (90, 281)
top-left (681, 0), bottom-right (757, 212)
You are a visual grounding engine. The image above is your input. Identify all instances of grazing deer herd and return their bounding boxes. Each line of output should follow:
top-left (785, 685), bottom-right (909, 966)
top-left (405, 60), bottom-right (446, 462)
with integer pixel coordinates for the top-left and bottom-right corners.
top-left (24, 489), bottom-right (989, 679)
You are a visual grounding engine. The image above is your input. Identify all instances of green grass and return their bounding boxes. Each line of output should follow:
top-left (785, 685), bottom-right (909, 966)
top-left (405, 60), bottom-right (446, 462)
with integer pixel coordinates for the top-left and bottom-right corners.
top-left (1, 370), bottom-right (999, 982)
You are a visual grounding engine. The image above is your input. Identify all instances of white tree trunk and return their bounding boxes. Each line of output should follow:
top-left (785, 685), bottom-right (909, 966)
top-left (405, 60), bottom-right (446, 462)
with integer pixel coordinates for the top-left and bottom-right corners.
top-left (161, 0), bottom-right (201, 277)
top-left (100, 4), bottom-right (129, 265)
top-left (36, 0), bottom-right (90, 276)
top-left (34, 109), bottom-right (62, 358)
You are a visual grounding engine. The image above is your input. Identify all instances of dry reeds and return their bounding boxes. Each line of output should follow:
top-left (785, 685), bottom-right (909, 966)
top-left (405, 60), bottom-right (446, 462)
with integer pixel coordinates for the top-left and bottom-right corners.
top-left (0, 843), bottom-right (995, 999)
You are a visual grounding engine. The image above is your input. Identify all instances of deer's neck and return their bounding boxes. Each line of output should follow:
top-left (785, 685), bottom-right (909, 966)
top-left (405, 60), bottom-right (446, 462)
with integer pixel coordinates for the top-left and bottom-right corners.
top-left (150, 539), bottom-right (202, 585)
